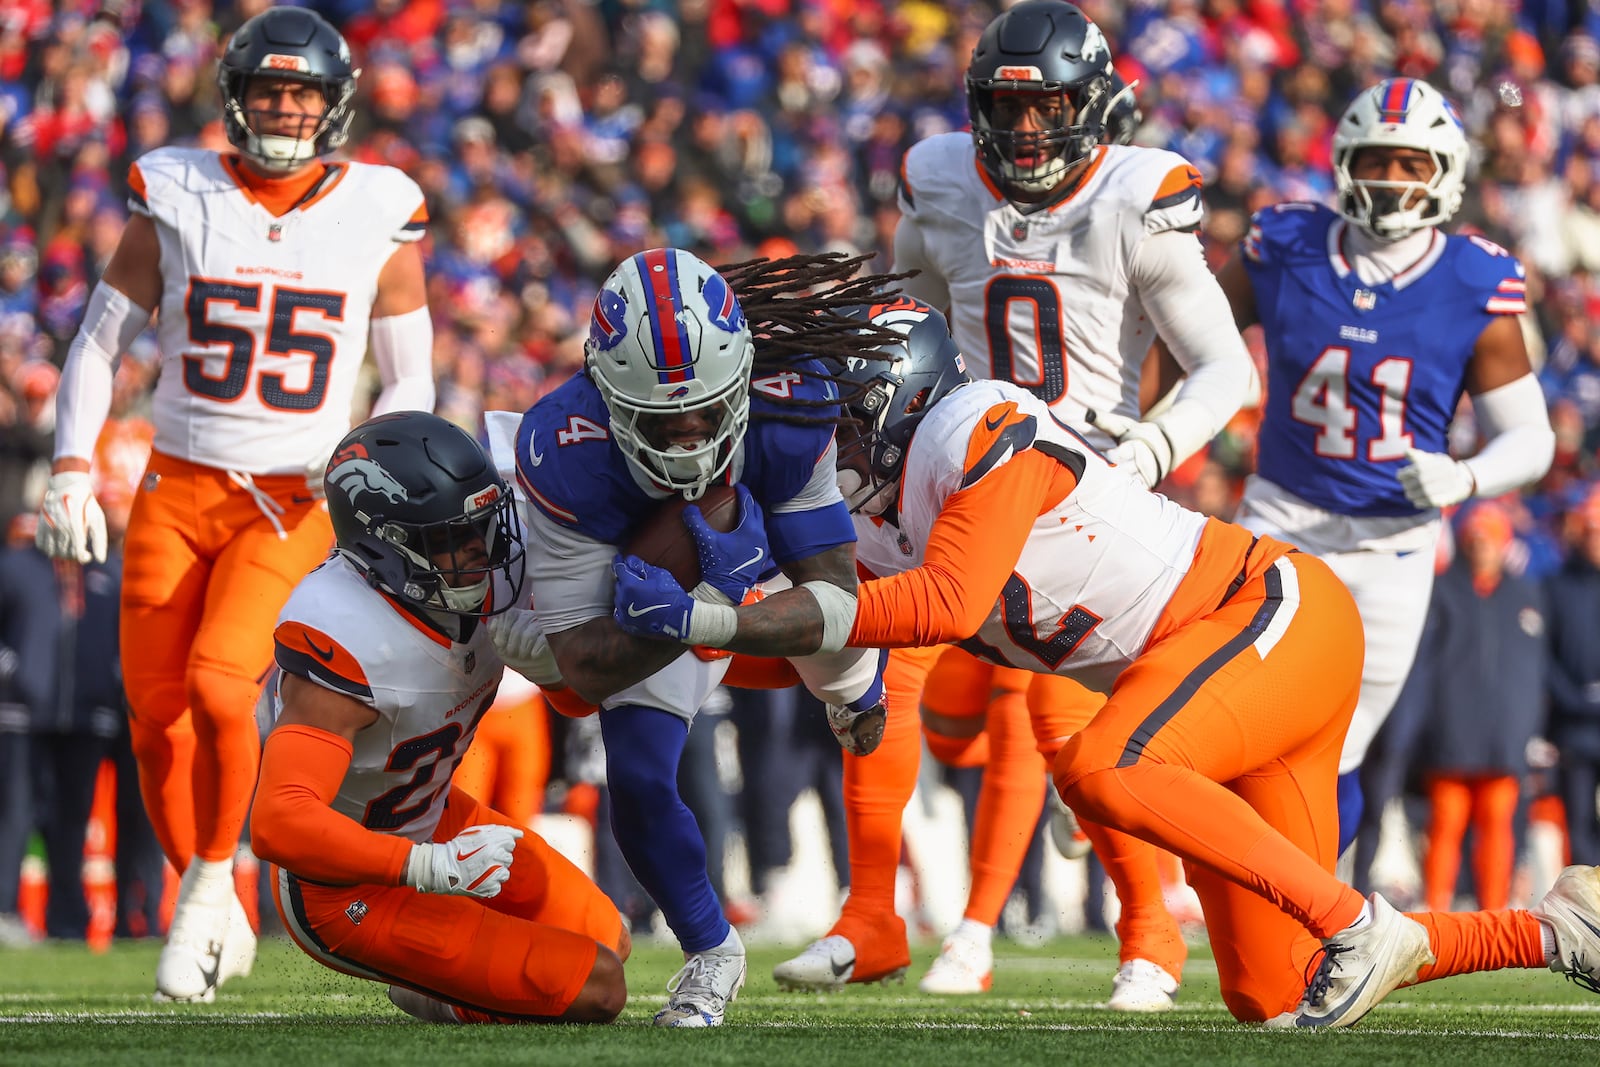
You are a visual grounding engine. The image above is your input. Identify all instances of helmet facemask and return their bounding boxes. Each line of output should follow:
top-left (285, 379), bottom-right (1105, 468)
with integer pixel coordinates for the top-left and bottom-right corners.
top-left (1332, 79), bottom-right (1469, 241)
top-left (367, 486), bottom-right (525, 618)
top-left (1334, 144), bottom-right (1459, 240)
top-left (221, 72), bottom-right (357, 173)
top-left (600, 371), bottom-right (752, 500)
top-left (836, 392), bottom-right (904, 518)
top-left (969, 79), bottom-right (1109, 196)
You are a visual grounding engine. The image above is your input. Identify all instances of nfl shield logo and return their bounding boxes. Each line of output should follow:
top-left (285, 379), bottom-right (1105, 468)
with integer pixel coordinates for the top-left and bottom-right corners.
top-left (1011, 220), bottom-right (1029, 241)
top-left (345, 900), bottom-right (368, 925)
top-left (464, 651), bottom-right (476, 673)
top-left (267, 223), bottom-right (283, 242)
top-left (1352, 288), bottom-right (1378, 311)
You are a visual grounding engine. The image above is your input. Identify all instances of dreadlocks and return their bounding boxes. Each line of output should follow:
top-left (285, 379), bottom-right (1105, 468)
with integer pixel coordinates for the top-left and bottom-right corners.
top-left (715, 251), bottom-right (916, 426)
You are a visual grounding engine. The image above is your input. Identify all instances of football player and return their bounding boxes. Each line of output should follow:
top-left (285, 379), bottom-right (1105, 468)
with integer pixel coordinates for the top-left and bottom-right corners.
top-left (252, 411), bottom-right (628, 1024)
top-left (1220, 79), bottom-right (1555, 851)
top-left (36, 7), bottom-right (436, 1002)
top-left (488, 247), bottom-right (901, 1027)
top-left (614, 298), bottom-right (1600, 1029)
top-left (790, 0), bottom-right (1242, 1009)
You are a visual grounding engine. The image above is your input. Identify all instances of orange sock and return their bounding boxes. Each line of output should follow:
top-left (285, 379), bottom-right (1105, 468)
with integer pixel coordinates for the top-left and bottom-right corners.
top-left (965, 669), bottom-right (1046, 926)
top-left (1407, 908), bottom-right (1547, 983)
top-left (1077, 815), bottom-right (1187, 978)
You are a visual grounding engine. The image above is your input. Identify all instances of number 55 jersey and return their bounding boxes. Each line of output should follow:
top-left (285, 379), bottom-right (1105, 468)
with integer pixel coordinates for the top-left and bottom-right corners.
top-left (132, 146), bottom-right (427, 475)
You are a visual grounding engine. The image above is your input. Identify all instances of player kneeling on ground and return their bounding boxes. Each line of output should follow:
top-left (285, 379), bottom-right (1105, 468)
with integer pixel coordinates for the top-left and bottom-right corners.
top-left (611, 299), bottom-right (1600, 1029)
top-left (251, 411), bottom-right (628, 1024)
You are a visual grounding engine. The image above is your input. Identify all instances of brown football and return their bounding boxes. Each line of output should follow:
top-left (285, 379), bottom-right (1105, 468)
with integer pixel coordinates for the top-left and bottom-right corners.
top-left (626, 485), bottom-right (741, 589)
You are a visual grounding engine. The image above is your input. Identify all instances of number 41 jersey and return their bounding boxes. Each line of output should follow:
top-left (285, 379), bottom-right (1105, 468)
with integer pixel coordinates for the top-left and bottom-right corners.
top-left (1243, 202), bottom-right (1526, 517)
top-left (131, 146), bottom-right (427, 475)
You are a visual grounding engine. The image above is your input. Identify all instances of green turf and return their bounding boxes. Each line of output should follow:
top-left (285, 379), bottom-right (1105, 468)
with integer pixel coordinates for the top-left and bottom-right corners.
top-left (1, 934), bottom-right (1595, 1066)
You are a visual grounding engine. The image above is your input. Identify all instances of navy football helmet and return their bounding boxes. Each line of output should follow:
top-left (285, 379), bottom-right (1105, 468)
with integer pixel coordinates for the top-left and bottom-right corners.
top-left (217, 7), bottom-right (359, 173)
top-left (325, 412), bottom-right (523, 619)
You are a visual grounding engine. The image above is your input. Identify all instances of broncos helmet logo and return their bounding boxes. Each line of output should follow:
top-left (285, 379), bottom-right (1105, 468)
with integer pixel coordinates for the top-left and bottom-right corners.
top-left (328, 457), bottom-right (409, 506)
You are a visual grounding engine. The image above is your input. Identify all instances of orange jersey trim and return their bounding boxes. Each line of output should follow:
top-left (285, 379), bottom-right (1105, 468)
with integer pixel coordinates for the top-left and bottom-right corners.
top-left (1144, 519), bottom-right (1295, 648)
top-left (376, 589), bottom-right (453, 649)
top-left (127, 161), bottom-right (149, 211)
top-left (275, 620), bottom-right (373, 699)
top-left (221, 155), bottom-right (345, 218)
top-left (1048, 145), bottom-right (1108, 213)
top-left (251, 723), bottom-right (413, 886)
top-left (1151, 162), bottom-right (1204, 206)
top-left (851, 449), bottom-right (1077, 647)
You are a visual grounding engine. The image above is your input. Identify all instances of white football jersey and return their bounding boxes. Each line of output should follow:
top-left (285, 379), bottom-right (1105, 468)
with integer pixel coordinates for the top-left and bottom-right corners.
top-left (856, 379), bottom-right (1211, 693)
top-left (131, 147), bottom-right (427, 474)
top-left (268, 554), bottom-right (502, 844)
top-left (897, 136), bottom-right (1205, 447)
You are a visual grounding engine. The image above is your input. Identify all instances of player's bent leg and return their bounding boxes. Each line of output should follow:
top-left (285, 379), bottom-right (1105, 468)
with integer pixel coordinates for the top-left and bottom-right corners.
top-left (1054, 554), bottom-right (1368, 941)
top-left (276, 871), bottom-right (618, 1022)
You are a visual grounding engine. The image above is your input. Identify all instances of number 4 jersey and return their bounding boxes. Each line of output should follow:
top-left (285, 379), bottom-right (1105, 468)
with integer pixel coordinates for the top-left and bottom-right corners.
top-left (1243, 202), bottom-right (1526, 517)
top-left (131, 146), bottom-right (427, 474)
top-left (267, 554), bottom-right (502, 844)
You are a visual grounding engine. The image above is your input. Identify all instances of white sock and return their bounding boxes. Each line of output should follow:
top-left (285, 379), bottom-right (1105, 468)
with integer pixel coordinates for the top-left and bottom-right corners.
top-left (1342, 898), bottom-right (1374, 934)
top-left (1538, 918), bottom-right (1560, 965)
top-left (187, 857), bottom-right (235, 904)
top-left (953, 918), bottom-right (993, 944)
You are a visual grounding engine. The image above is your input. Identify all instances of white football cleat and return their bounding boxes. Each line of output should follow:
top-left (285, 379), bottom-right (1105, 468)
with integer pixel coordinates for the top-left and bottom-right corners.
top-left (773, 934), bottom-right (857, 991)
top-left (1535, 865), bottom-right (1600, 993)
top-left (1290, 893), bottom-right (1435, 1028)
top-left (1107, 958), bottom-right (1179, 1012)
top-left (654, 926), bottom-right (746, 1028)
top-left (219, 893), bottom-right (257, 987)
top-left (154, 866), bottom-right (231, 1003)
top-left (388, 985), bottom-right (466, 1023)
top-left (919, 924), bottom-right (993, 994)
top-left (1047, 789), bottom-right (1093, 860)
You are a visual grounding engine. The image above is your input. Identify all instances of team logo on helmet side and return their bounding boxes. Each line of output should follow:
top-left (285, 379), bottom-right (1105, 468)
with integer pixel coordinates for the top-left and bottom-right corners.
top-left (589, 289), bottom-right (629, 352)
top-left (328, 444), bottom-right (408, 506)
top-left (701, 272), bottom-right (745, 334)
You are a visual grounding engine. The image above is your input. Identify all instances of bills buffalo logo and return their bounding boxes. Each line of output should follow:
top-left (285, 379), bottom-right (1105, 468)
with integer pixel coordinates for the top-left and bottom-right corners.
top-left (667, 385), bottom-right (691, 399)
top-left (328, 447), bottom-right (409, 506)
top-left (701, 271), bottom-right (746, 334)
top-left (588, 288), bottom-right (629, 352)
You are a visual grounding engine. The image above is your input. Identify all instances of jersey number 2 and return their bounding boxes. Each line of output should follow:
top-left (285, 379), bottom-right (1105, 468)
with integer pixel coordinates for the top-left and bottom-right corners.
top-left (1292, 346), bottom-right (1414, 461)
top-left (185, 278), bottom-right (346, 411)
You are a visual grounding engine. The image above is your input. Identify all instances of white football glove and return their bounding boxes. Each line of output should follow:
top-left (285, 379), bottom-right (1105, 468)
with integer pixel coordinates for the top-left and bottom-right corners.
top-left (37, 470), bottom-right (107, 564)
top-left (1086, 410), bottom-right (1174, 489)
top-left (403, 823), bottom-right (523, 898)
top-left (487, 608), bottom-right (563, 687)
top-left (1397, 447), bottom-right (1475, 509)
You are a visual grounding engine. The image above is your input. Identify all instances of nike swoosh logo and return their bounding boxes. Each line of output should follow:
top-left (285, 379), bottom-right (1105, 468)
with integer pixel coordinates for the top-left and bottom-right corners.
top-left (733, 549), bottom-right (764, 574)
top-left (1296, 967), bottom-right (1372, 1027)
top-left (198, 941), bottom-right (221, 991)
top-left (984, 413), bottom-right (1007, 431)
top-left (456, 844), bottom-right (486, 861)
top-left (627, 603), bottom-right (668, 618)
top-left (305, 636), bottom-right (336, 663)
top-left (291, 494), bottom-right (315, 505)
top-left (528, 431), bottom-right (544, 467)
top-left (831, 953), bottom-right (854, 977)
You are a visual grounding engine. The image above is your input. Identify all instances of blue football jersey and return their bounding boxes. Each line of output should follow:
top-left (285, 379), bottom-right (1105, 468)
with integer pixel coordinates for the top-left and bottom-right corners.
top-left (513, 363), bottom-right (855, 562)
top-left (1243, 203), bottom-right (1527, 517)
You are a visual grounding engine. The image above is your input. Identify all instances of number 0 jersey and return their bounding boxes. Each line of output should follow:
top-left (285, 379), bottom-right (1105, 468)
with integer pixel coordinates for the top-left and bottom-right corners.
top-left (1242, 202), bottom-right (1526, 517)
top-left (130, 147), bottom-right (427, 474)
top-left (268, 554), bottom-right (502, 845)
top-left (896, 135), bottom-right (1206, 445)
top-left (852, 380), bottom-right (1267, 694)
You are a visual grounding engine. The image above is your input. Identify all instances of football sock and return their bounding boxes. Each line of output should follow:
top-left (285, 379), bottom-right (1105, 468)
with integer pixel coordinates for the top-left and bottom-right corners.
top-left (1335, 769), bottom-right (1363, 854)
top-left (599, 704), bottom-right (727, 954)
top-left (1406, 908), bottom-right (1546, 983)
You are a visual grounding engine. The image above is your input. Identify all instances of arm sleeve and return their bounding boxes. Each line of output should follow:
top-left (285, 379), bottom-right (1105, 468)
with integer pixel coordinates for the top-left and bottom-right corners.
top-left (1463, 374), bottom-right (1555, 498)
top-left (250, 724), bottom-right (412, 886)
top-left (1128, 230), bottom-right (1254, 466)
top-left (369, 305), bottom-right (436, 415)
top-left (892, 214), bottom-right (952, 310)
top-left (849, 450), bottom-right (1075, 647)
top-left (54, 281), bottom-right (152, 461)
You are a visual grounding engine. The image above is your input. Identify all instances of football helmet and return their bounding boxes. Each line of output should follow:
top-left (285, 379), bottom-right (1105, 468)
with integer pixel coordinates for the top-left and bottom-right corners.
top-left (325, 411), bottom-right (523, 618)
top-left (585, 248), bottom-right (755, 499)
top-left (966, 0), bottom-right (1114, 198)
top-left (1105, 72), bottom-right (1142, 146)
top-left (217, 7), bottom-right (359, 173)
top-left (832, 297), bottom-right (973, 517)
top-left (1333, 78), bottom-right (1469, 239)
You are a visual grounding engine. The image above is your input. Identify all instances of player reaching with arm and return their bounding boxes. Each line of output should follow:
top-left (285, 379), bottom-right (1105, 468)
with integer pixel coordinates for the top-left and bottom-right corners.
top-left (614, 297), bottom-right (1600, 1029)
top-left (252, 412), bottom-right (626, 1024)
top-left (34, 8), bottom-right (436, 1004)
top-left (489, 248), bottom-right (904, 1027)
top-left (790, 0), bottom-right (1239, 1008)
top-left (1221, 78), bottom-right (1554, 852)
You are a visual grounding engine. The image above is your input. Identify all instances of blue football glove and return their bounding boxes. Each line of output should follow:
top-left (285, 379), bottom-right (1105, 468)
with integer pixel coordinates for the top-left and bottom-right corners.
top-left (684, 483), bottom-right (771, 605)
top-left (612, 555), bottom-right (697, 641)
top-left (826, 648), bottom-right (889, 757)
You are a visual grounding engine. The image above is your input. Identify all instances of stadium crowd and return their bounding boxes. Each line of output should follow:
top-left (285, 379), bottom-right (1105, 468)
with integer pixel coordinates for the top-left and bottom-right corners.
top-left (0, 0), bottom-right (1596, 967)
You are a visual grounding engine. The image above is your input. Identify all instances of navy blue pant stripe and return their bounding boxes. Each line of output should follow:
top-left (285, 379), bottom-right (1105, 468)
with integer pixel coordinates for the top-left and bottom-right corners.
top-left (1116, 564), bottom-right (1286, 768)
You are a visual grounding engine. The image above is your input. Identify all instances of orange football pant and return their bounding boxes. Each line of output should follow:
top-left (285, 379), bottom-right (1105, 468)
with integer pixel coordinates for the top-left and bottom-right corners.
top-left (273, 787), bottom-right (623, 1020)
top-left (454, 692), bottom-right (552, 830)
top-left (122, 451), bottom-right (333, 868)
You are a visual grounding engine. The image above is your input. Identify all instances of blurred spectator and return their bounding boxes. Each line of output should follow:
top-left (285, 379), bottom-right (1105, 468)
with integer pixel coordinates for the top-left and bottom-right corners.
top-left (1545, 486), bottom-right (1600, 864)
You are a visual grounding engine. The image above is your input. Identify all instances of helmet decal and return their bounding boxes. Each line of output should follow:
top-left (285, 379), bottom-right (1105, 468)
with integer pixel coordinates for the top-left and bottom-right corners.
top-left (1377, 78), bottom-right (1415, 123)
top-left (589, 288), bottom-right (629, 353)
top-left (329, 455), bottom-right (408, 506)
top-left (702, 271), bottom-right (746, 335)
top-left (633, 248), bottom-right (695, 385)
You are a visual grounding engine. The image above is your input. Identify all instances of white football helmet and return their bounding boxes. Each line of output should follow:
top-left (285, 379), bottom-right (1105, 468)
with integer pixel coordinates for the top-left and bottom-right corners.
top-left (1333, 77), bottom-right (1469, 240)
top-left (585, 248), bottom-right (755, 498)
